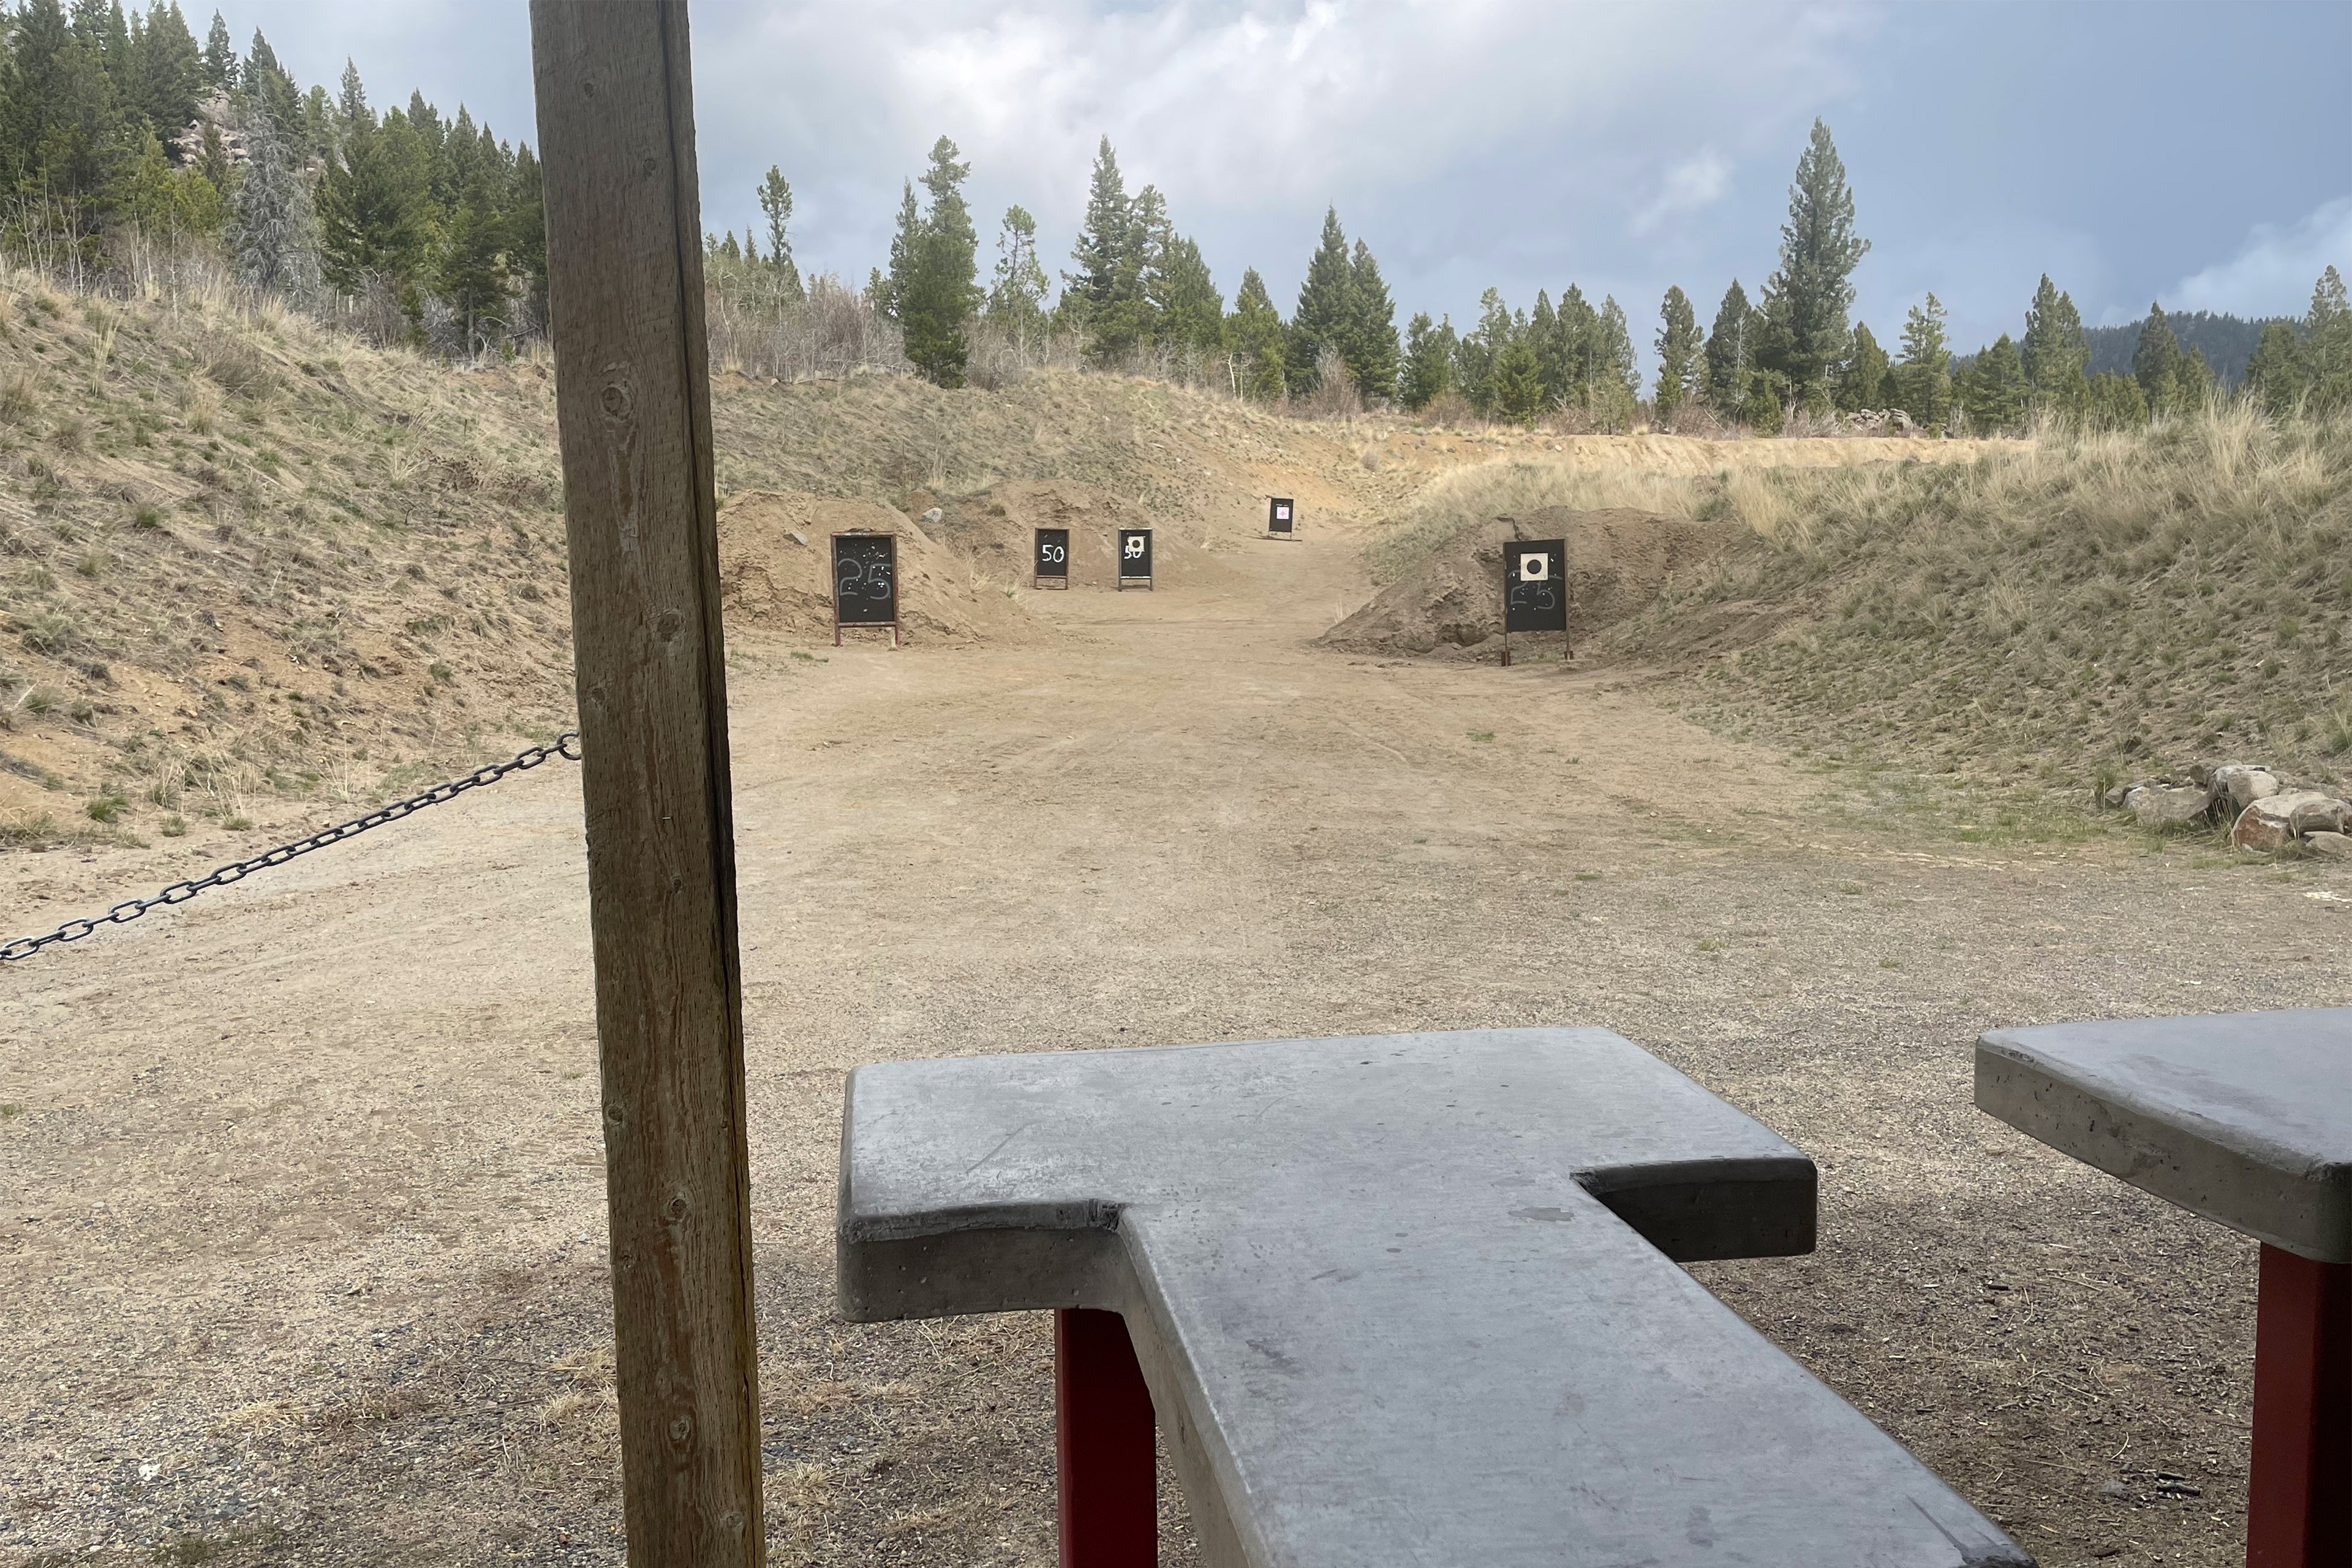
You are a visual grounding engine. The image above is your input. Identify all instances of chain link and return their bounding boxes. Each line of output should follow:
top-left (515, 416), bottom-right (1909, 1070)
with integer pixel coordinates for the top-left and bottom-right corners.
top-left (1, 730), bottom-right (580, 963)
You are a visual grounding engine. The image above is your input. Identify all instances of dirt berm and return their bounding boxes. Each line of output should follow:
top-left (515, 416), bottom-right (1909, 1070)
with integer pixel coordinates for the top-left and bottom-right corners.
top-left (716, 489), bottom-right (1043, 646)
top-left (1318, 506), bottom-right (1749, 659)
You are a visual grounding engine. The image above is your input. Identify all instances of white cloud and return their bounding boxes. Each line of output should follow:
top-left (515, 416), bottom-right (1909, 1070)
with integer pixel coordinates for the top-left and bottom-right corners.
top-left (1632, 149), bottom-right (1732, 236)
top-left (2171, 195), bottom-right (2352, 318)
top-left (683, 0), bottom-right (1879, 293)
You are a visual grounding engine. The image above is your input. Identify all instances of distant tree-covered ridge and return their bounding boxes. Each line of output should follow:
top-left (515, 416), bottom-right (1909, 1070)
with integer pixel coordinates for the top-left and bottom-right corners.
top-left (2083, 310), bottom-right (2292, 386)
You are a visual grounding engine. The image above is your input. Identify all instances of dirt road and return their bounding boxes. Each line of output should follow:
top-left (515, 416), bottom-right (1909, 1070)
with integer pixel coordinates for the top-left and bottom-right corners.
top-left (4, 512), bottom-right (2345, 1567)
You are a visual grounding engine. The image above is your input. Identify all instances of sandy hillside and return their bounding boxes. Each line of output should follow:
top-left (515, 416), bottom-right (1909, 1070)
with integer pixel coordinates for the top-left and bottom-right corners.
top-left (1320, 505), bottom-right (1751, 660)
top-left (7, 265), bottom-right (2027, 862)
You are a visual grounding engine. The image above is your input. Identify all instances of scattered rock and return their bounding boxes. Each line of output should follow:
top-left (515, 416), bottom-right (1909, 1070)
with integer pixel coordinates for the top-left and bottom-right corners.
top-left (2231, 790), bottom-right (2350, 852)
top-left (2304, 831), bottom-right (2352, 859)
top-left (2097, 1481), bottom-right (2133, 1501)
top-left (2211, 763), bottom-right (2282, 807)
top-left (921, 507), bottom-right (944, 524)
top-left (2291, 795), bottom-right (2351, 836)
top-left (2124, 783), bottom-right (2212, 827)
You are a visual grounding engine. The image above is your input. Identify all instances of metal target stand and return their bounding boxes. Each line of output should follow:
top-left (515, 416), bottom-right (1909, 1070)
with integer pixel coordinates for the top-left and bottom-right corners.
top-left (832, 530), bottom-right (903, 648)
top-left (1499, 537), bottom-right (1572, 668)
top-left (1033, 526), bottom-right (1071, 590)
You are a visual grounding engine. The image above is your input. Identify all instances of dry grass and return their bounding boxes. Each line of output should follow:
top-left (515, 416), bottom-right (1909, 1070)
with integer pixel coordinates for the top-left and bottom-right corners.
top-left (1365, 435), bottom-right (2013, 586)
top-left (1614, 402), bottom-right (2352, 791)
top-left (0, 258), bottom-right (579, 847)
top-left (0, 257), bottom-right (1417, 850)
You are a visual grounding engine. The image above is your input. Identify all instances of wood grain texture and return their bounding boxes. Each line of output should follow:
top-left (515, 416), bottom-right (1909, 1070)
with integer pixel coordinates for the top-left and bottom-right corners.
top-left (527, 4), bottom-right (763, 1562)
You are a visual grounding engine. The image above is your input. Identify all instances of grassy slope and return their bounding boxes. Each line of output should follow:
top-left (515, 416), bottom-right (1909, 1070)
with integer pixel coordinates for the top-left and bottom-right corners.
top-left (0, 275), bottom-right (573, 850)
top-left (1608, 406), bottom-right (2352, 793)
top-left (0, 274), bottom-right (1420, 852)
top-left (1359, 434), bottom-right (2021, 587)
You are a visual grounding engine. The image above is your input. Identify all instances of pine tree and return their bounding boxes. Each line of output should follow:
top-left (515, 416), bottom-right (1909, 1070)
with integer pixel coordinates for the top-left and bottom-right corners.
top-left (2132, 302), bottom-right (2182, 407)
top-left (1116, 183), bottom-right (1170, 360)
top-left (200, 7), bottom-right (231, 89)
top-left (1, 0), bottom-right (124, 203)
top-left (1226, 268), bottom-right (1286, 402)
top-left (1156, 234), bottom-right (1224, 366)
top-left (1652, 285), bottom-right (1701, 424)
top-left (1528, 292), bottom-right (1562, 409)
top-left (1754, 119), bottom-right (1869, 410)
top-left (244, 29), bottom-right (303, 162)
top-left (225, 94), bottom-right (317, 295)
top-left (1892, 293), bottom-right (1953, 432)
top-left (897, 135), bottom-right (981, 388)
top-left (1399, 311), bottom-right (1455, 411)
top-left (1491, 334), bottom-right (1544, 426)
top-left (2085, 371), bottom-right (2149, 431)
top-left (1453, 287), bottom-right (1513, 415)
top-left (440, 160), bottom-right (509, 357)
top-left (318, 90), bottom-right (430, 295)
top-left (1287, 207), bottom-right (1353, 394)
top-left (1959, 334), bottom-right (2026, 433)
top-left (507, 141), bottom-right (546, 333)
top-left (335, 58), bottom-right (367, 140)
top-left (2019, 274), bottom-right (2088, 424)
top-left (756, 165), bottom-right (802, 300)
top-left (1593, 296), bottom-right (1638, 429)
top-left (985, 205), bottom-right (1049, 338)
top-left (1835, 321), bottom-right (1888, 412)
top-left (878, 179), bottom-right (919, 322)
top-left (2306, 265), bottom-right (2352, 412)
top-left (1060, 136), bottom-right (1128, 346)
top-left (1343, 239), bottom-right (1398, 404)
top-left (2242, 322), bottom-right (2306, 417)
top-left (1556, 285), bottom-right (1598, 412)
top-left (1703, 280), bottom-right (1753, 413)
top-left (121, 2), bottom-right (205, 147)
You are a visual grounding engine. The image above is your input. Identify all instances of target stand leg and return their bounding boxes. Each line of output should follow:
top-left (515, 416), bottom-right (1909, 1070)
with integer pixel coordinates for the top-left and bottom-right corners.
top-left (1056, 1308), bottom-right (1157, 1567)
top-left (2248, 1245), bottom-right (2351, 1566)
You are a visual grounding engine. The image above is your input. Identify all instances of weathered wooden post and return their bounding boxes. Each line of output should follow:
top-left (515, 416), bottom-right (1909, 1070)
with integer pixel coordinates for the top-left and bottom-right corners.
top-left (528, 4), bottom-right (763, 1562)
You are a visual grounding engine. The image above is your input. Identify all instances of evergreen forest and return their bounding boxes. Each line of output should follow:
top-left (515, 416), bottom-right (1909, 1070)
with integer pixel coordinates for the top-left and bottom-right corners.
top-left (6, 1), bottom-right (2346, 436)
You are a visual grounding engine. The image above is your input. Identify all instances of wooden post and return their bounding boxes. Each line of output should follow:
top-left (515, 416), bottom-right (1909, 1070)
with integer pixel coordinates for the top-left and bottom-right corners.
top-left (529, 6), bottom-right (763, 1564)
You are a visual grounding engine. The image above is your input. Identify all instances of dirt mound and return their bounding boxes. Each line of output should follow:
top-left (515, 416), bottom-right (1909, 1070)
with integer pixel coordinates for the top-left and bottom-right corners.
top-left (904, 481), bottom-right (1167, 592)
top-left (716, 491), bottom-right (1040, 645)
top-left (1318, 506), bottom-right (1747, 659)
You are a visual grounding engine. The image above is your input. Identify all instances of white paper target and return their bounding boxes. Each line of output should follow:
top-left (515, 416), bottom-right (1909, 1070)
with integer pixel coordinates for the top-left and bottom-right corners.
top-left (1519, 552), bottom-right (1550, 581)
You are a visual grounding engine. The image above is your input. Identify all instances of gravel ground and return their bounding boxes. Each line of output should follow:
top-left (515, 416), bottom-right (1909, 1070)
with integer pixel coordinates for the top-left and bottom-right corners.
top-left (4, 527), bottom-right (2344, 1566)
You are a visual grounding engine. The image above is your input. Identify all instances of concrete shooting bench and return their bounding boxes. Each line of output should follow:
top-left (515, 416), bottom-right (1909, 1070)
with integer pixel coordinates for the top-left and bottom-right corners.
top-left (839, 1027), bottom-right (2028, 1566)
top-left (1978, 1009), bottom-right (2352, 1568)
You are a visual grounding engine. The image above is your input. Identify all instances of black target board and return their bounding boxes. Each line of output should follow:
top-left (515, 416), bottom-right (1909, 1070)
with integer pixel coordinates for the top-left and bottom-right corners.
top-left (1033, 526), bottom-right (1070, 588)
top-left (831, 532), bottom-right (901, 646)
top-left (1268, 496), bottom-right (1295, 535)
top-left (1504, 538), bottom-right (1567, 633)
top-left (1116, 527), bottom-right (1153, 590)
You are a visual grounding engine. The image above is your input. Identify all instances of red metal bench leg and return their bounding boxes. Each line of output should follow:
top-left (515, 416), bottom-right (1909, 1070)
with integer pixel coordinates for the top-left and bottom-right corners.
top-left (2248, 1245), bottom-right (2351, 1567)
top-left (1056, 1306), bottom-right (1156, 1568)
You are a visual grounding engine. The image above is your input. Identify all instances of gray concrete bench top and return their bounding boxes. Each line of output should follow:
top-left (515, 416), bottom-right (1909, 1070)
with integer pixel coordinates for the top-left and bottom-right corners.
top-left (1978, 1008), bottom-right (2352, 1263)
top-left (838, 1027), bottom-right (2026, 1567)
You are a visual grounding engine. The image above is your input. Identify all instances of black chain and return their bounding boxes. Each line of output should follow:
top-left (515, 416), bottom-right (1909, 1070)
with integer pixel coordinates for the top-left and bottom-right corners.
top-left (1, 730), bottom-right (581, 963)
